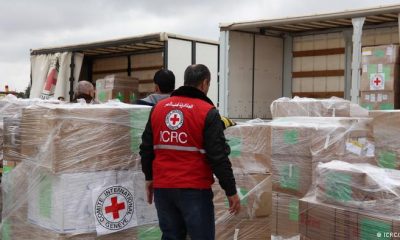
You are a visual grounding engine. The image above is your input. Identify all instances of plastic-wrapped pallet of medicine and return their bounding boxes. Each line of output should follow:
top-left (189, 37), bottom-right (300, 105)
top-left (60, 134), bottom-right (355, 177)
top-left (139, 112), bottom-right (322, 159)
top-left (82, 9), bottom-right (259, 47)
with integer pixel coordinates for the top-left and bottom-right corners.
top-left (370, 110), bottom-right (400, 169)
top-left (300, 161), bottom-right (400, 240)
top-left (1, 102), bottom-right (156, 239)
top-left (270, 97), bottom-right (368, 119)
top-left (266, 117), bottom-right (375, 198)
top-left (1, 101), bottom-right (273, 239)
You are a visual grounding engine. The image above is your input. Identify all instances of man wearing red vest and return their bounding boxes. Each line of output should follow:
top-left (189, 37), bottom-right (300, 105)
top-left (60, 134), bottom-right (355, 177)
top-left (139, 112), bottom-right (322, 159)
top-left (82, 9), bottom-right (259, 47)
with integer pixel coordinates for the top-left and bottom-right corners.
top-left (140, 64), bottom-right (240, 240)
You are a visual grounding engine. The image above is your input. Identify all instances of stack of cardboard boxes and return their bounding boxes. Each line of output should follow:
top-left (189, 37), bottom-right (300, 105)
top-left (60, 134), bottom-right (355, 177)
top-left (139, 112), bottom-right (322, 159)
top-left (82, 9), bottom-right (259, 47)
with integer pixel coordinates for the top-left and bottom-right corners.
top-left (300, 161), bottom-right (400, 240)
top-left (223, 122), bottom-right (273, 239)
top-left (2, 103), bottom-right (156, 239)
top-left (96, 75), bottom-right (139, 104)
top-left (264, 109), bottom-right (376, 239)
top-left (360, 44), bottom-right (400, 110)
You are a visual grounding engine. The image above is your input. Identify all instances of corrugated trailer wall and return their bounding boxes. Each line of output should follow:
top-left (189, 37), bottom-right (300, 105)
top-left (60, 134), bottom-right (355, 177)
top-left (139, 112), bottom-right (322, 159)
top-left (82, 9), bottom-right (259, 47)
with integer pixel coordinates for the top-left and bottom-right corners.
top-left (130, 52), bottom-right (163, 94)
top-left (292, 33), bottom-right (346, 98)
top-left (90, 53), bottom-right (163, 98)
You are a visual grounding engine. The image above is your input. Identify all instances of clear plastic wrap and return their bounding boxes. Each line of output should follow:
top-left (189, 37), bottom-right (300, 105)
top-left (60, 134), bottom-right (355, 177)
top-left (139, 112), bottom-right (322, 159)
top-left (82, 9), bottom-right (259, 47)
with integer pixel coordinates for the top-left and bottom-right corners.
top-left (370, 110), bottom-right (400, 169)
top-left (314, 161), bottom-right (400, 213)
top-left (1, 100), bottom-right (272, 239)
top-left (224, 122), bottom-right (271, 174)
top-left (270, 97), bottom-right (368, 119)
top-left (266, 117), bottom-right (375, 198)
top-left (214, 173), bottom-right (272, 240)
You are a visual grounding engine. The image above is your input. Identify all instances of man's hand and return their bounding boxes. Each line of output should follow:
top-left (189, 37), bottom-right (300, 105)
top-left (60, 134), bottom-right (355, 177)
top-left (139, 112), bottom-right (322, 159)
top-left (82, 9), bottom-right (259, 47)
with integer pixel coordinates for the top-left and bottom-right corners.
top-left (228, 194), bottom-right (241, 214)
top-left (145, 181), bottom-right (154, 204)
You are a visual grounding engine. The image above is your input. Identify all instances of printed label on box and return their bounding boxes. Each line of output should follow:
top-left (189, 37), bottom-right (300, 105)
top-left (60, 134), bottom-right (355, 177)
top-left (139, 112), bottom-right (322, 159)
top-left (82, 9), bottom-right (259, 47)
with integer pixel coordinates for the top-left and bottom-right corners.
top-left (386, 46), bottom-right (393, 56)
top-left (288, 199), bottom-right (299, 221)
top-left (362, 64), bottom-right (368, 73)
top-left (360, 218), bottom-right (391, 240)
top-left (365, 94), bottom-right (370, 101)
top-left (377, 93), bottom-right (383, 102)
top-left (279, 164), bottom-right (300, 191)
top-left (370, 73), bottom-right (385, 90)
top-left (362, 51), bottom-right (372, 56)
top-left (377, 64), bottom-right (383, 73)
top-left (378, 151), bottom-right (398, 169)
top-left (92, 184), bottom-right (137, 236)
top-left (374, 49), bottom-right (385, 58)
top-left (284, 130), bottom-right (299, 145)
top-left (228, 137), bottom-right (242, 158)
top-left (382, 94), bottom-right (388, 101)
top-left (326, 172), bottom-right (352, 202)
top-left (370, 94), bottom-right (376, 103)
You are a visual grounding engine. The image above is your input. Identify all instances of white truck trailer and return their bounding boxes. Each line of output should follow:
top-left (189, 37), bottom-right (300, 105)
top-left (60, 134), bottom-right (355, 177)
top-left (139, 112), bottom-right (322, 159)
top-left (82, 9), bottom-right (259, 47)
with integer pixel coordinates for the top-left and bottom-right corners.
top-left (219, 4), bottom-right (400, 119)
top-left (29, 32), bottom-right (219, 104)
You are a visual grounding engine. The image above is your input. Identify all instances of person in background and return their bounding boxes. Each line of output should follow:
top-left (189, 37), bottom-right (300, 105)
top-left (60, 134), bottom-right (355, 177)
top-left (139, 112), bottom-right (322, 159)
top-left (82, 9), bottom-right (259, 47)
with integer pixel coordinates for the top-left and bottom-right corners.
top-left (140, 64), bottom-right (240, 240)
top-left (72, 80), bottom-right (97, 104)
top-left (136, 69), bottom-right (175, 106)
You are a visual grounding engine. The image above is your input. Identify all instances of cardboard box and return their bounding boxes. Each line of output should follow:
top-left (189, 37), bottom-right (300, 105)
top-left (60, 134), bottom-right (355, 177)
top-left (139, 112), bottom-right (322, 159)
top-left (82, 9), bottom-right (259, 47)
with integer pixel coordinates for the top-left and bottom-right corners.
top-left (270, 97), bottom-right (352, 118)
top-left (271, 192), bottom-right (300, 238)
top-left (96, 76), bottom-right (139, 104)
top-left (360, 64), bottom-right (399, 91)
top-left (268, 122), bottom-right (312, 157)
top-left (300, 196), bottom-right (400, 240)
top-left (224, 123), bottom-right (271, 173)
top-left (315, 161), bottom-right (380, 205)
top-left (27, 170), bottom-right (157, 234)
top-left (361, 45), bottom-right (400, 65)
top-left (270, 154), bottom-right (312, 197)
top-left (360, 91), bottom-right (397, 110)
top-left (20, 104), bottom-right (151, 173)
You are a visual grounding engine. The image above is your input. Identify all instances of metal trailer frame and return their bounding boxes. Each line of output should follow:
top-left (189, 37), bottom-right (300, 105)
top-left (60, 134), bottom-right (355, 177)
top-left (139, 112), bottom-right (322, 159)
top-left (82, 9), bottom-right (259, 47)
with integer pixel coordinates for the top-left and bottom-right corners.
top-left (219, 4), bottom-right (400, 117)
top-left (30, 32), bottom-right (219, 102)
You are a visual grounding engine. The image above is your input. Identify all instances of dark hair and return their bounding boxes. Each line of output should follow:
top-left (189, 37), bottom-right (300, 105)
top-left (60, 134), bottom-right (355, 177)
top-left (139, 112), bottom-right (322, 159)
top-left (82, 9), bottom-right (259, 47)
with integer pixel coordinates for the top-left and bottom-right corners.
top-left (184, 64), bottom-right (211, 87)
top-left (153, 69), bottom-right (175, 93)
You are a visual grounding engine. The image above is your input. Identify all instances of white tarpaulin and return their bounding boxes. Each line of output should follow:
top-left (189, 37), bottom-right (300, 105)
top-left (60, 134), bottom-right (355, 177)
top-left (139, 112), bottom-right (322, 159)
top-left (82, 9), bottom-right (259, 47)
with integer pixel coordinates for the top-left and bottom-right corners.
top-left (30, 52), bottom-right (84, 101)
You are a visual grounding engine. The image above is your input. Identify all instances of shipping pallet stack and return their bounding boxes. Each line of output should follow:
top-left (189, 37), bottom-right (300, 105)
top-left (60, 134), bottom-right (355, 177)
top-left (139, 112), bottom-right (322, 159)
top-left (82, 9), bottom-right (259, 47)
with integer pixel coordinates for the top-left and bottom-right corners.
top-left (267, 97), bottom-right (400, 240)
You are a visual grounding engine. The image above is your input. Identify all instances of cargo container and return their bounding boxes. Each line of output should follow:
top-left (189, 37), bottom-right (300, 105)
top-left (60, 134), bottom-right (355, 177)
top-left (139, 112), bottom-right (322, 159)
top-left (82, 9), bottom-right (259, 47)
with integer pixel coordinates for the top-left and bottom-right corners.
top-left (219, 4), bottom-right (400, 119)
top-left (29, 32), bottom-right (219, 104)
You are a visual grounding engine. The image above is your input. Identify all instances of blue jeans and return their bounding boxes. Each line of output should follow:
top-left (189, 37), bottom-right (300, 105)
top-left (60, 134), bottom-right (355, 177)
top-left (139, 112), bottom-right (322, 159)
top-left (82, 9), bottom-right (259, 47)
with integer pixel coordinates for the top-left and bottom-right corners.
top-left (154, 188), bottom-right (215, 240)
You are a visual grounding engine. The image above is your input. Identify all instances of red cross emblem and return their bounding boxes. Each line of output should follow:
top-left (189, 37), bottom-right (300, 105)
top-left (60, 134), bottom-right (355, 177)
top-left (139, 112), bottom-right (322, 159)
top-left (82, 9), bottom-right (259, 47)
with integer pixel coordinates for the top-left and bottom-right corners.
top-left (370, 73), bottom-right (384, 90)
top-left (105, 196), bottom-right (125, 220)
top-left (170, 114), bottom-right (180, 125)
top-left (165, 110), bottom-right (184, 130)
top-left (373, 77), bottom-right (381, 86)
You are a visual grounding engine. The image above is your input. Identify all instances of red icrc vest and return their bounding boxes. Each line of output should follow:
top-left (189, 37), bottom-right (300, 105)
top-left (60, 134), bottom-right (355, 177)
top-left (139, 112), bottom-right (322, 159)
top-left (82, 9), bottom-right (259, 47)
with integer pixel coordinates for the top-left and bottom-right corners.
top-left (151, 96), bottom-right (215, 189)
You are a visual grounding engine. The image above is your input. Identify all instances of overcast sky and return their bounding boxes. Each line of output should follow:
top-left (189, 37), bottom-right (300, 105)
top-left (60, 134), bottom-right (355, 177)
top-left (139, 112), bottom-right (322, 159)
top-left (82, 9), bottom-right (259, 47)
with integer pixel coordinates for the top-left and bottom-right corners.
top-left (1, 0), bottom-right (400, 92)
